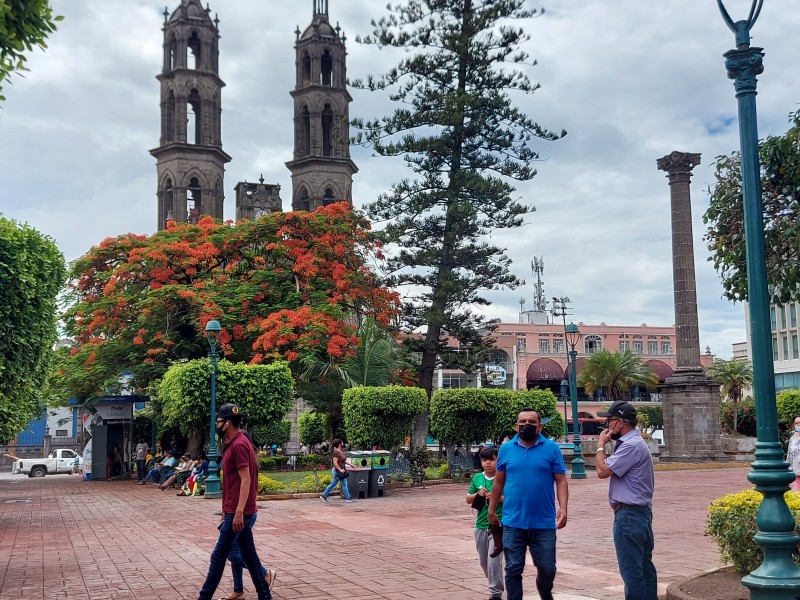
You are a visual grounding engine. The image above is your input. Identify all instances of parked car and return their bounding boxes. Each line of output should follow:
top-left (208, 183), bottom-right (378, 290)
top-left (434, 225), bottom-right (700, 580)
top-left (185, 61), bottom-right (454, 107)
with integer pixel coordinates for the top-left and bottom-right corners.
top-left (13, 449), bottom-right (81, 478)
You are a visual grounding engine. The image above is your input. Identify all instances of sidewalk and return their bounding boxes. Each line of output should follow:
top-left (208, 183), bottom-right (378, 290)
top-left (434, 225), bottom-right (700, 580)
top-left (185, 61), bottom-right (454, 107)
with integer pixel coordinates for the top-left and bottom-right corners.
top-left (0, 467), bottom-right (750, 599)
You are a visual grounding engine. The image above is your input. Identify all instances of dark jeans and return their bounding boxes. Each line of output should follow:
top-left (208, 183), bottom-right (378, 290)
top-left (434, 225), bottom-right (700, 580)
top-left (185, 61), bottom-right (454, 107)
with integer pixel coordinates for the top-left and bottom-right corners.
top-left (229, 513), bottom-right (267, 593)
top-left (503, 526), bottom-right (557, 600)
top-left (136, 459), bottom-right (146, 480)
top-left (197, 513), bottom-right (271, 600)
top-left (613, 505), bottom-right (657, 600)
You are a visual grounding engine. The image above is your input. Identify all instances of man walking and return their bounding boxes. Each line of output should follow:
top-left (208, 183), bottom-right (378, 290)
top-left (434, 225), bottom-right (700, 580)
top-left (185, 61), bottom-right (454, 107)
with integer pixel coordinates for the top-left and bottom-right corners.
top-left (197, 403), bottom-right (273, 600)
top-left (595, 400), bottom-right (657, 600)
top-left (488, 408), bottom-right (568, 600)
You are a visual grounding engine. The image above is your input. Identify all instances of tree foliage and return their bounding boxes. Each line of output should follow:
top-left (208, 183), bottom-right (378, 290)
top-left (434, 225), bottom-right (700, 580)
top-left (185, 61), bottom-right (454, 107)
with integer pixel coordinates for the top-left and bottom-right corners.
top-left (430, 387), bottom-right (563, 445)
top-left (251, 420), bottom-right (291, 449)
top-left (352, 0), bottom-right (565, 446)
top-left (157, 358), bottom-right (294, 439)
top-left (0, 0), bottom-right (62, 102)
top-left (297, 411), bottom-right (326, 447)
top-left (704, 110), bottom-right (800, 303)
top-left (777, 389), bottom-right (800, 428)
top-left (705, 358), bottom-right (753, 436)
top-left (342, 386), bottom-right (428, 449)
top-left (0, 217), bottom-right (66, 442)
top-left (577, 350), bottom-right (659, 400)
top-left (58, 206), bottom-right (398, 400)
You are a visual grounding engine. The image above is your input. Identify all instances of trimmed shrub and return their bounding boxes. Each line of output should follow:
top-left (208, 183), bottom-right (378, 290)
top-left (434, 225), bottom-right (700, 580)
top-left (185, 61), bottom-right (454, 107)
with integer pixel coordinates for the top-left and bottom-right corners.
top-left (257, 474), bottom-right (283, 495)
top-left (706, 489), bottom-right (800, 574)
top-left (492, 388), bottom-right (564, 442)
top-left (778, 390), bottom-right (800, 427)
top-left (299, 453), bottom-right (325, 469)
top-left (298, 411), bottom-right (326, 447)
top-left (721, 397), bottom-right (756, 437)
top-left (424, 464), bottom-right (449, 480)
top-left (251, 419), bottom-right (291, 449)
top-left (342, 386), bottom-right (428, 449)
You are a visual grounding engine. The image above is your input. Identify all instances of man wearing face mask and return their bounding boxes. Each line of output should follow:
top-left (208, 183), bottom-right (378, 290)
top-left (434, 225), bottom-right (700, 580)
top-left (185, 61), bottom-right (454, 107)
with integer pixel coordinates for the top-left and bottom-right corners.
top-left (488, 408), bottom-right (568, 600)
top-left (596, 400), bottom-right (657, 600)
top-left (197, 403), bottom-right (274, 600)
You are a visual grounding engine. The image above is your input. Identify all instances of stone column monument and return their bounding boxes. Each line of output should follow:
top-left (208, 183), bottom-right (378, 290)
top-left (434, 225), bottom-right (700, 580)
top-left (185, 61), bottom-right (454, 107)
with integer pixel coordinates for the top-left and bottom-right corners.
top-left (656, 151), bottom-right (727, 461)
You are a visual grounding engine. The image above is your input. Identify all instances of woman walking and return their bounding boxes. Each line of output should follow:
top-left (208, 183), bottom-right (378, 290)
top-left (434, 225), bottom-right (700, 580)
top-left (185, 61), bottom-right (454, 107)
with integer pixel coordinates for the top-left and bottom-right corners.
top-left (319, 439), bottom-right (356, 503)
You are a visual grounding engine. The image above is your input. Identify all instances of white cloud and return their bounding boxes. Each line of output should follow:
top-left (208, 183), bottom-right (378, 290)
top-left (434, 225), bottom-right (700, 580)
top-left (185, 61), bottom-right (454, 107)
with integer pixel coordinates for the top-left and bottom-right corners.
top-left (1, 0), bottom-right (796, 358)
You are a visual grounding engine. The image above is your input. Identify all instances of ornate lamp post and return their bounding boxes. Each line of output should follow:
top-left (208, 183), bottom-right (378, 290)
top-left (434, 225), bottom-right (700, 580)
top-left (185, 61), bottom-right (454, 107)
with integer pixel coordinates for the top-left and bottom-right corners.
top-left (203, 319), bottom-right (222, 499)
top-left (565, 323), bottom-right (585, 479)
top-left (560, 379), bottom-right (569, 441)
top-left (716, 1), bottom-right (800, 595)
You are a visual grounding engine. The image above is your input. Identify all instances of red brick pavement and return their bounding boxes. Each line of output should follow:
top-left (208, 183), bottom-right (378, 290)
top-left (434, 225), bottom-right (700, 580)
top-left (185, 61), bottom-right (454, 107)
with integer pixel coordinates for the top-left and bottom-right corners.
top-left (0, 468), bottom-right (751, 599)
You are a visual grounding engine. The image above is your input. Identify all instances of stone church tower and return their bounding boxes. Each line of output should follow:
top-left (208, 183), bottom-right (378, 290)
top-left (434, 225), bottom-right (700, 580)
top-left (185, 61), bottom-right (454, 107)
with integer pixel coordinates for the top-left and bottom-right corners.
top-left (286, 0), bottom-right (358, 211)
top-left (151, 0), bottom-right (231, 230)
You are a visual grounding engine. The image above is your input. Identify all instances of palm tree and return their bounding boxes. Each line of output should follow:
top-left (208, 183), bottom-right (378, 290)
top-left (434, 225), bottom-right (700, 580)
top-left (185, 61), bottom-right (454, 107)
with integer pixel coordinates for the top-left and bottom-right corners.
top-left (577, 350), bottom-right (660, 401)
top-left (705, 358), bottom-right (753, 435)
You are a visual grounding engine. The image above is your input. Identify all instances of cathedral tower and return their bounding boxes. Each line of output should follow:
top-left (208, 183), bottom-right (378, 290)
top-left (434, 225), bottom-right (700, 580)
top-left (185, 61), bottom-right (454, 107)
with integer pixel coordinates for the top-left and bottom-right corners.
top-left (286, 0), bottom-right (358, 211)
top-left (150, 0), bottom-right (231, 230)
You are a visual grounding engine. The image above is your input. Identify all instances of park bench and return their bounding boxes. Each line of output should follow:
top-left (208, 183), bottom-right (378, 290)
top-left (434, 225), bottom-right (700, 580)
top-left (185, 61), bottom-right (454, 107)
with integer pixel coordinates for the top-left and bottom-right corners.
top-left (389, 456), bottom-right (426, 487)
top-left (447, 454), bottom-right (477, 481)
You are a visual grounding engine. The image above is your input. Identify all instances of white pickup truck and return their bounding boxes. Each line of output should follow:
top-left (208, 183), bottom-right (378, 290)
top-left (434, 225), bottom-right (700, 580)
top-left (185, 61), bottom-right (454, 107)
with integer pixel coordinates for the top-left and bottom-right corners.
top-left (13, 449), bottom-right (82, 478)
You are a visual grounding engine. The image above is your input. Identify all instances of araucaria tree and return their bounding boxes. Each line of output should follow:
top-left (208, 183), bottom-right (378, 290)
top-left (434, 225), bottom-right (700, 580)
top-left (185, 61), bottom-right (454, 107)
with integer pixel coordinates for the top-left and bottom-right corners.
top-left (353, 0), bottom-right (565, 446)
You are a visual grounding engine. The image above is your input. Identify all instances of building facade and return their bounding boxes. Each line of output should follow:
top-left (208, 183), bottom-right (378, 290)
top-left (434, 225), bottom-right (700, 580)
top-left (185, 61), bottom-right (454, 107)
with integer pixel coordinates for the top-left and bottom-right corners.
top-left (738, 301), bottom-right (800, 392)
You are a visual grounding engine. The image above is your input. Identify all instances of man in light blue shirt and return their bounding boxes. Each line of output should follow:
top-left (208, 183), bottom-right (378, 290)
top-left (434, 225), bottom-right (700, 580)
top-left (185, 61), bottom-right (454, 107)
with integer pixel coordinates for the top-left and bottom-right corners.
top-left (596, 400), bottom-right (657, 600)
top-left (488, 408), bottom-right (568, 600)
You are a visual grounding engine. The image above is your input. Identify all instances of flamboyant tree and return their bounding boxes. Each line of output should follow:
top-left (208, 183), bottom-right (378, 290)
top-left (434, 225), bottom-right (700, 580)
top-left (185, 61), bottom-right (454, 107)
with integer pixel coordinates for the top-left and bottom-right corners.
top-left (352, 0), bottom-right (565, 446)
top-left (58, 204), bottom-right (398, 400)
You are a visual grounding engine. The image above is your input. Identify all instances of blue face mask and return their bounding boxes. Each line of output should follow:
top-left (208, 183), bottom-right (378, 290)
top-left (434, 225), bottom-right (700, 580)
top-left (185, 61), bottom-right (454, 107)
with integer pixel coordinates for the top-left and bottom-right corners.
top-left (795, 426), bottom-right (800, 433)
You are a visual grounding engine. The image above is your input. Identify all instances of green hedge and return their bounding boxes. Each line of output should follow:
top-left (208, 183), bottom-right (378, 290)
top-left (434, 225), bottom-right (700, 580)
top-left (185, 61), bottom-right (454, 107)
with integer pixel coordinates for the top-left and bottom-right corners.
top-left (342, 386), bottom-right (427, 449)
top-left (298, 411), bottom-right (326, 447)
top-left (251, 419), bottom-right (291, 449)
top-left (707, 489), bottom-right (800, 574)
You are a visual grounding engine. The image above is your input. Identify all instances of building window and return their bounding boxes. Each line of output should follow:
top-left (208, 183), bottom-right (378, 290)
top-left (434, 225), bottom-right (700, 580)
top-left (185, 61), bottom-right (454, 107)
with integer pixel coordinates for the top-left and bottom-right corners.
top-left (539, 339), bottom-right (550, 354)
top-left (648, 341), bottom-right (658, 355)
top-left (780, 306), bottom-right (787, 329)
top-left (793, 334), bottom-right (799, 360)
top-left (321, 104), bottom-right (334, 156)
top-left (783, 334), bottom-right (789, 361)
top-left (484, 349), bottom-right (511, 372)
top-left (620, 341), bottom-right (629, 352)
top-left (584, 335), bottom-right (602, 354)
top-left (633, 341), bottom-right (643, 355)
top-left (553, 339), bottom-right (564, 354)
top-left (771, 306), bottom-right (777, 331)
top-left (441, 372), bottom-right (473, 389)
top-left (321, 50), bottom-right (333, 85)
top-left (773, 336), bottom-right (779, 361)
top-left (791, 304), bottom-right (798, 328)
top-left (55, 429), bottom-right (68, 437)
top-left (517, 338), bottom-right (526, 353)
top-left (661, 341), bottom-right (672, 355)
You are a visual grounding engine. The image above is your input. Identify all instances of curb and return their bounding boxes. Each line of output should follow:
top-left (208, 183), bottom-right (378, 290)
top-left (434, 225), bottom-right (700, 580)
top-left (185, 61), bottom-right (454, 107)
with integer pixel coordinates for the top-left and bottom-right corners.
top-left (665, 565), bottom-right (734, 600)
top-left (255, 478), bottom-right (459, 502)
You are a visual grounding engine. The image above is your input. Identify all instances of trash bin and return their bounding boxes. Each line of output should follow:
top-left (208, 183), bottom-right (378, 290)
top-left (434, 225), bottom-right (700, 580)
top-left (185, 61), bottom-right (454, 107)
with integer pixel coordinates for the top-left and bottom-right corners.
top-left (368, 451), bottom-right (390, 497)
top-left (345, 451), bottom-right (370, 499)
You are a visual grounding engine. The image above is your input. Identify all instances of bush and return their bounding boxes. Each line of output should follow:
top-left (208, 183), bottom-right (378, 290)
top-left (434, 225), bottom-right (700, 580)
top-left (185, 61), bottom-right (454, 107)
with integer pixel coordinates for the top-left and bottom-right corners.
top-left (778, 390), bottom-right (800, 427)
top-left (492, 388), bottom-right (564, 442)
top-left (299, 453), bottom-right (325, 469)
top-left (706, 489), bottom-right (800, 574)
top-left (251, 420), bottom-right (291, 449)
top-left (257, 474), bottom-right (284, 495)
top-left (721, 397), bottom-right (757, 436)
top-left (424, 464), bottom-right (449, 480)
top-left (298, 411), bottom-right (326, 447)
top-left (636, 405), bottom-right (662, 434)
top-left (343, 386), bottom-right (428, 449)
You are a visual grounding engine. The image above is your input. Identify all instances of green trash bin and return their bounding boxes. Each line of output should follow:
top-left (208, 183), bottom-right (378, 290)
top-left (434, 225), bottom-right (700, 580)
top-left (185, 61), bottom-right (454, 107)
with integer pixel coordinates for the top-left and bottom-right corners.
top-left (345, 451), bottom-right (370, 499)
top-left (368, 451), bottom-right (390, 497)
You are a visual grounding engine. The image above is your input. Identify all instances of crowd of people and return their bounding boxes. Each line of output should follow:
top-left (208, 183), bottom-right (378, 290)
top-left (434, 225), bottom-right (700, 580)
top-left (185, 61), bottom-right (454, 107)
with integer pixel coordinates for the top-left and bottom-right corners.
top-left (135, 444), bottom-right (210, 496)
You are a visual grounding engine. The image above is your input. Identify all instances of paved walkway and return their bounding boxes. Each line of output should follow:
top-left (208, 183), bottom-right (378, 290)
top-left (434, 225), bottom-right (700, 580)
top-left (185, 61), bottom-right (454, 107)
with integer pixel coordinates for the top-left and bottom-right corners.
top-left (0, 467), bottom-right (750, 599)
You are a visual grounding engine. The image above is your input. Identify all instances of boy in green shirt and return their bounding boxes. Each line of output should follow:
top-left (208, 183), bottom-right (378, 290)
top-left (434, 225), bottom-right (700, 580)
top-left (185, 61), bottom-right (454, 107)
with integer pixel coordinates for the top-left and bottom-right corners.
top-left (467, 445), bottom-right (504, 600)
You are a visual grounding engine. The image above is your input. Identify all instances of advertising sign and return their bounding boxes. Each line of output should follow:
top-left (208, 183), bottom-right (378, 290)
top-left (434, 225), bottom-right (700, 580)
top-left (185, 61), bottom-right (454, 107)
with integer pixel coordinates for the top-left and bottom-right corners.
top-left (485, 365), bottom-right (507, 386)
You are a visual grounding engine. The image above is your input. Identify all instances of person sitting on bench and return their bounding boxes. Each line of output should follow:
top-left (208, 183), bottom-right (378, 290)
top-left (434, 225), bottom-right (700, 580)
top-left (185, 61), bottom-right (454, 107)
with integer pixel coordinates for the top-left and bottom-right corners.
top-left (139, 449), bottom-right (177, 485)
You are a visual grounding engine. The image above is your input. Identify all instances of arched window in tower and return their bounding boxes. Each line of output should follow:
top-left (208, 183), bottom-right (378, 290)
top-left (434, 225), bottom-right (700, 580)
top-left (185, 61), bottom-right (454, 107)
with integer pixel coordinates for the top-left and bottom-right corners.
top-left (188, 31), bottom-right (201, 70)
top-left (188, 89), bottom-right (201, 144)
top-left (300, 106), bottom-right (311, 156)
top-left (301, 52), bottom-right (311, 85)
top-left (584, 335), bottom-right (602, 354)
top-left (323, 187), bottom-right (336, 206)
top-left (297, 189), bottom-right (310, 211)
top-left (188, 177), bottom-right (202, 223)
top-left (163, 179), bottom-right (174, 222)
top-left (168, 37), bottom-right (178, 71)
top-left (215, 180), bottom-right (223, 217)
top-left (321, 50), bottom-right (333, 86)
top-left (322, 104), bottom-right (334, 157)
top-left (166, 90), bottom-right (176, 142)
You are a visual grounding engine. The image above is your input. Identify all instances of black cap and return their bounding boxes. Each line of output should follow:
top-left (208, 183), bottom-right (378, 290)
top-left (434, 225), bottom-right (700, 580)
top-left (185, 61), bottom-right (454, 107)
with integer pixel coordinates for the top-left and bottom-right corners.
top-left (597, 400), bottom-right (637, 421)
top-left (217, 403), bottom-right (241, 419)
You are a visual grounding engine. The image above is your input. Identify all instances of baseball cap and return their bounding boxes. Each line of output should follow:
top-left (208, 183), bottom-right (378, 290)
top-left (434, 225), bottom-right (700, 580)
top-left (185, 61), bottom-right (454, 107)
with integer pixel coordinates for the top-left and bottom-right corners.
top-left (217, 403), bottom-right (241, 419)
top-left (167, 449), bottom-right (176, 455)
top-left (597, 400), bottom-right (637, 421)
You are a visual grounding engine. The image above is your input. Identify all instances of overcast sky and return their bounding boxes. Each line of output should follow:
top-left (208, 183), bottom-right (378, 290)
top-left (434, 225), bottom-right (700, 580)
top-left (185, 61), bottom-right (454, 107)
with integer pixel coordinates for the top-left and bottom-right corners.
top-left (2, 0), bottom-right (799, 358)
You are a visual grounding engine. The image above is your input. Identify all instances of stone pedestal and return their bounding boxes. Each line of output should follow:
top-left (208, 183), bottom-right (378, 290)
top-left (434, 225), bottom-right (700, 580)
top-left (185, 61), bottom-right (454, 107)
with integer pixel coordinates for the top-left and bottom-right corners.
top-left (659, 372), bottom-right (728, 462)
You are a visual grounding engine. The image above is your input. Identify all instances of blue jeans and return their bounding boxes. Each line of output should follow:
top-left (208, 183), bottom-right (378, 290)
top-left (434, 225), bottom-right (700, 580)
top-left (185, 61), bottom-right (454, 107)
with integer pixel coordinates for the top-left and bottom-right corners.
top-left (229, 513), bottom-right (267, 593)
top-left (321, 468), bottom-right (351, 499)
top-left (197, 513), bottom-right (272, 600)
top-left (613, 505), bottom-right (657, 600)
top-left (136, 459), bottom-right (147, 481)
top-left (503, 526), bottom-right (557, 600)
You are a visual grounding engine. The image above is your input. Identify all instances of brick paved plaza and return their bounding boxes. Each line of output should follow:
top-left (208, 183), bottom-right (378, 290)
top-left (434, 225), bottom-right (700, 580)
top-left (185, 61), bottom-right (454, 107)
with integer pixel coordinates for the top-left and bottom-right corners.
top-left (0, 467), bottom-right (750, 600)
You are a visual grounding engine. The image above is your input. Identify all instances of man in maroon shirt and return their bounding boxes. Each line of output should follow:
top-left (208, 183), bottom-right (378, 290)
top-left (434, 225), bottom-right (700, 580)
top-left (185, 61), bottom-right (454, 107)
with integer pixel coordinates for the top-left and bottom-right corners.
top-left (197, 404), bottom-right (273, 600)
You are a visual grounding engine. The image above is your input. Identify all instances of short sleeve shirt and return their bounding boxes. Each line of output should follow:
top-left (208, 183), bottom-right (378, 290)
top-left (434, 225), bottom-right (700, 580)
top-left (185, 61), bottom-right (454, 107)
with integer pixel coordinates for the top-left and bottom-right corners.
top-left (221, 432), bottom-right (259, 515)
top-left (495, 434), bottom-right (566, 529)
top-left (605, 429), bottom-right (654, 508)
top-left (467, 472), bottom-right (502, 530)
top-left (333, 449), bottom-right (346, 470)
top-left (135, 443), bottom-right (148, 461)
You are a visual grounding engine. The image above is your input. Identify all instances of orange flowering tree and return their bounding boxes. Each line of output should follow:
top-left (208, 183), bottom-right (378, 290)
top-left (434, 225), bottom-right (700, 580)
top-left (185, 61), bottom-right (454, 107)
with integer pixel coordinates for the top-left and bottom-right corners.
top-left (59, 204), bottom-right (399, 400)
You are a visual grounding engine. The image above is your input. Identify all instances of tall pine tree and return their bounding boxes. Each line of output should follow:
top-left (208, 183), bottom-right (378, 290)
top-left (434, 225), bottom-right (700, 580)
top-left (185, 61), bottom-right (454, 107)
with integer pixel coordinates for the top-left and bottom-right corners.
top-left (353, 0), bottom-right (565, 446)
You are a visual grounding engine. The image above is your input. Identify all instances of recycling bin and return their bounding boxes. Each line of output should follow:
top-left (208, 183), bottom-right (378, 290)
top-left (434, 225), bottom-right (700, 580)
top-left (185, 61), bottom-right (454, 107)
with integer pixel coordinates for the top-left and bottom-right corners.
top-left (368, 451), bottom-right (390, 497)
top-left (345, 451), bottom-right (371, 499)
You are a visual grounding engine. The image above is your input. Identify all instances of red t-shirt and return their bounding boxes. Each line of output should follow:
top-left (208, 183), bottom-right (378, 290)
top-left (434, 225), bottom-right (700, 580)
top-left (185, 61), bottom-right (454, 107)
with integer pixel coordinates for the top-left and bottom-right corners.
top-left (221, 432), bottom-right (259, 515)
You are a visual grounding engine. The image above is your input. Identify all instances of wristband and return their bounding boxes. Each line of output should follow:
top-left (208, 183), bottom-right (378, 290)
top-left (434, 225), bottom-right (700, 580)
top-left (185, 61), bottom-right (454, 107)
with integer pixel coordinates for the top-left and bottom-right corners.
top-left (595, 447), bottom-right (605, 453)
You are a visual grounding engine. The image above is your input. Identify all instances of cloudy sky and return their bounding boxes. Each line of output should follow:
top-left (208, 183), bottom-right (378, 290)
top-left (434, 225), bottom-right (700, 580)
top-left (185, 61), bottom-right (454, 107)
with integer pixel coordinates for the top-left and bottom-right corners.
top-left (2, 0), bottom-right (798, 358)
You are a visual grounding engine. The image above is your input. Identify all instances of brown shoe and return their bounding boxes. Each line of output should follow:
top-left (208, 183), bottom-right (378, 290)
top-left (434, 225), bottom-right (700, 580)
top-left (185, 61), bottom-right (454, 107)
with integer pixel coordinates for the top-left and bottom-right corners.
top-left (265, 568), bottom-right (277, 589)
top-left (489, 523), bottom-right (503, 558)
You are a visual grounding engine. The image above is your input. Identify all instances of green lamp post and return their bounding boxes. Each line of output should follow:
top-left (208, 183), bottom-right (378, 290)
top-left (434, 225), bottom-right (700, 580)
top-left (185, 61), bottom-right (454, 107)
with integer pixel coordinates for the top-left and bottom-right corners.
top-left (203, 319), bottom-right (222, 499)
top-left (716, 1), bottom-right (800, 595)
top-left (560, 379), bottom-right (569, 441)
top-left (565, 323), bottom-right (585, 479)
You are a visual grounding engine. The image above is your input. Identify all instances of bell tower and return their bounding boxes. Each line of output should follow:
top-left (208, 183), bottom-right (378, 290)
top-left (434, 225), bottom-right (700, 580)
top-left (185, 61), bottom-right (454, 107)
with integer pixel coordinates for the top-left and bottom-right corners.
top-left (286, 0), bottom-right (358, 211)
top-left (150, 0), bottom-right (231, 230)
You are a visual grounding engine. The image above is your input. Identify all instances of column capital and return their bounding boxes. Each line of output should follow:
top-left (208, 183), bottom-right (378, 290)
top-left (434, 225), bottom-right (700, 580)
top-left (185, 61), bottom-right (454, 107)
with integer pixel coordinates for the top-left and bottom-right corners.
top-left (724, 46), bottom-right (764, 94)
top-left (657, 151), bottom-right (701, 175)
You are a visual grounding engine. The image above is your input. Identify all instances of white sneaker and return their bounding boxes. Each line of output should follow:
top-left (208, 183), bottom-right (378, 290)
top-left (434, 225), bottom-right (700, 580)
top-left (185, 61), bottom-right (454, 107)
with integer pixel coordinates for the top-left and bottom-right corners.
top-left (346, 499), bottom-right (356, 503)
top-left (320, 495), bottom-right (328, 503)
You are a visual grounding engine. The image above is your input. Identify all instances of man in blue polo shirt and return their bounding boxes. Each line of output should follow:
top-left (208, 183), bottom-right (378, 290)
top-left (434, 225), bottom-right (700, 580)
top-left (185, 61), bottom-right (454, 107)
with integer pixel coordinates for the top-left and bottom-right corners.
top-left (488, 407), bottom-right (568, 600)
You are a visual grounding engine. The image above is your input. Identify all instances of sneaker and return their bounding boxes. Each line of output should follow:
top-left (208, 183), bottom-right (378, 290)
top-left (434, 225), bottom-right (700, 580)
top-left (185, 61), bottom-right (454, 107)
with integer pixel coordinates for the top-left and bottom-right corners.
top-left (137, 481), bottom-right (146, 485)
top-left (319, 495), bottom-right (328, 503)
top-left (345, 499), bottom-right (356, 503)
